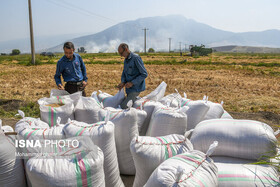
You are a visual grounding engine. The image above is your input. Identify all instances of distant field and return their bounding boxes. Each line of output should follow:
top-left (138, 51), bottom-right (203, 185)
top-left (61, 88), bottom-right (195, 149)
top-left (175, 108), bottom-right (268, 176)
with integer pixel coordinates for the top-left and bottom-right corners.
top-left (0, 52), bottom-right (279, 127)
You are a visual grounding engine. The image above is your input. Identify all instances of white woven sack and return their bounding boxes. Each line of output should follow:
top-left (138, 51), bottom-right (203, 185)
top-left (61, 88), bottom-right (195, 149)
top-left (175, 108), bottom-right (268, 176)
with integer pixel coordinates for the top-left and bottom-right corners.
top-left (159, 91), bottom-right (182, 108)
top-left (63, 120), bottom-right (124, 187)
top-left (203, 101), bottom-right (224, 120)
top-left (74, 96), bottom-right (104, 124)
top-left (15, 110), bottom-right (50, 133)
top-left (99, 107), bottom-right (138, 175)
top-left (50, 89), bottom-right (70, 96)
top-left (180, 98), bottom-right (210, 131)
top-left (99, 105), bottom-right (146, 134)
top-left (136, 109), bottom-right (147, 133)
top-left (190, 119), bottom-right (277, 160)
top-left (97, 89), bottom-right (125, 108)
top-left (212, 156), bottom-right (280, 186)
top-left (38, 97), bottom-right (74, 127)
top-left (91, 91), bottom-right (99, 102)
top-left (133, 98), bottom-right (164, 135)
top-left (50, 89), bottom-right (82, 107)
top-left (15, 125), bottom-right (65, 164)
top-left (17, 125), bottom-right (65, 140)
top-left (145, 142), bottom-right (219, 187)
top-left (0, 132), bottom-right (27, 187)
top-left (143, 81), bottom-right (167, 101)
top-left (0, 119), bottom-right (14, 133)
top-left (146, 105), bottom-right (188, 137)
top-left (127, 107), bottom-right (147, 133)
top-left (1, 125), bottom-right (14, 133)
top-left (50, 89), bottom-right (81, 105)
top-left (25, 136), bottom-right (105, 187)
top-left (220, 110), bottom-right (233, 119)
top-left (130, 133), bottom-right (194, 187)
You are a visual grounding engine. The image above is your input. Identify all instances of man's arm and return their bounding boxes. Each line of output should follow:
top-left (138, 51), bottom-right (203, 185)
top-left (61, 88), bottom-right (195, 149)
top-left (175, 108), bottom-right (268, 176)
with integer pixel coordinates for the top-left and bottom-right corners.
top-left (117, 71), bottom-right (126, 90)
top-left (54, 61), bottom-right (63, 89)
top-left (131, 56), bottom-right (148, 86)
top-left (80, 56), bottom-right (88, 83)
top-left (79, 56), bottom-right (88, 88)
top-left (121, 70), bottom-right (126, 84)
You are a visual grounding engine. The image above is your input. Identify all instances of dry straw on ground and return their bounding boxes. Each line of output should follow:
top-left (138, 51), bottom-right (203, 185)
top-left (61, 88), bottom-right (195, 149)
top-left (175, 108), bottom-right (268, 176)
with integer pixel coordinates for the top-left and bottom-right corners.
top-left (0, 53), bottom-right (279, 125)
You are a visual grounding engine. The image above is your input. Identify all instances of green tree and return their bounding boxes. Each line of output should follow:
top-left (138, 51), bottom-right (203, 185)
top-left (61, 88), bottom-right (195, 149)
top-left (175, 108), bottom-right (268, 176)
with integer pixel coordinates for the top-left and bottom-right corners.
top-left (148, 48), bottom-right (155, 53)
top-left (11, 49), bottom-right (21, 55)
top-left (78, 47), bottom-right (85, 53)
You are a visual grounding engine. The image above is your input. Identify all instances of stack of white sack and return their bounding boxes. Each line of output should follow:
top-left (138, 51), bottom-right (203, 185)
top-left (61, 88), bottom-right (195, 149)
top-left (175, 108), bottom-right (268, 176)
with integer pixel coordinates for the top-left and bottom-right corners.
top-left (145, 141), bottom-right (219, 187)
top-left (63, 118), bottom-right (124, 187)
top-left (15, 111), bottom-right (65, 140)
top-left (14, 110), bottom-right (50, 133)
top-left (190, 119), bottom-right (277, 160)
top-left (17, 123), bottom-right (65, 140)
top-left (50, 89), bottom-right (82, 106)
top-left (133, 98), bottom-right (165, 135)
top-left (50, 88), bottom-right (70, 96)
top-left (132, 81), bottom-right (167, 135)
top-left (211, 156), bottom-right (280, 186)
top-left (74, 95), bottom-right (103, 124)
top-left (0, 119), bottom-right (14, 133)
top-left (202, 98), bottom-right (224, 120)
top-left (143, 81), bottom-right (167, 101)
top-left (15, 117), bottom-right (65, 171)
top-left (97, 89), bottom-right (125, 108)
top-left (25, 136), bottom-right (105, 187)
top-left (38, 96), bottom-right (74, 127)
top-left (159, 89), bottom-right (182, 108)
top-left (182, 96), bottom-right (226, 130)
top-left (130, 132), bottom-right (194, 187)
top-left (0, 129), bottom-right (27, 187)
top-left (220, 110), bottom-right (234, 119)
top-left (98, 104), bottom-right (140, 175)
top-left (184, 94), bottom-right (230, 120)
top-left (146, 105), bottom-right (188, 137)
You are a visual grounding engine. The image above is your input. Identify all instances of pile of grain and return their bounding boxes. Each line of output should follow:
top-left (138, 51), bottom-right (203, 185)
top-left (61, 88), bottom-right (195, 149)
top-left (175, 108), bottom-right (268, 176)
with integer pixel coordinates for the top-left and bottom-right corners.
top-left (45, 103), bottom-right (64, 107)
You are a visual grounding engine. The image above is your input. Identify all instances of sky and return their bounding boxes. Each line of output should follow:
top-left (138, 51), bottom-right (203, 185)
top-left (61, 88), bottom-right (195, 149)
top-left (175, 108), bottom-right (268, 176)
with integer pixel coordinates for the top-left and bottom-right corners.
top-left (0, 0), bottom-right (280, 42)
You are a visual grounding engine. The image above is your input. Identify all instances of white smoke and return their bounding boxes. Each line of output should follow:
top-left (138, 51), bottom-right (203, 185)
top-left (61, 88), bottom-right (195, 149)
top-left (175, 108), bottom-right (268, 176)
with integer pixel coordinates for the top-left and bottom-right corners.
top-left (84, 39), bottom-right (121, 53)
top-left (83, 37), bottom-right (146, 53)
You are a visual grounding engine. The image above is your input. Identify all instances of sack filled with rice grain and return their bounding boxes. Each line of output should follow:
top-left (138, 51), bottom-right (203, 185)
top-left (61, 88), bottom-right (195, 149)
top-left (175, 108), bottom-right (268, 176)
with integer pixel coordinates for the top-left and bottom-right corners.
top-left (98, 105), bottom-right (139, 175)
top-left (145, 141), bottom-right (219, 187)
top-left (212, 156), bottom-right (280, 186)
top-left (63, 119), bottom-right (124, 187)
top-left (38, 97), bottom-right (74, 127)
top-left (146, 105), bottom-right (188, 137)
top-left (0, 130), bottom-right (27, 187)
top-left (190, 119), bottom-right (277, 160)
top-left (25, 136), bottom-right (105, 187)
top-left (130, 133), bottom-right (193, 187)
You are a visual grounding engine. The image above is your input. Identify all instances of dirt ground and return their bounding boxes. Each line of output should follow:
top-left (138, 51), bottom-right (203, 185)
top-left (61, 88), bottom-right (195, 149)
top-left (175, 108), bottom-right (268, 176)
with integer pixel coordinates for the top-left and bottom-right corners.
top-left (121, 175), bottom-right (135, 187)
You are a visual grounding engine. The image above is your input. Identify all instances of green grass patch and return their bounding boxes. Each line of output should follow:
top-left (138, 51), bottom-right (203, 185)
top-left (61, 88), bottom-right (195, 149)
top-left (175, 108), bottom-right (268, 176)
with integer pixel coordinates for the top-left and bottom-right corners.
top-left (145, 59), bottom-right (186, 65)
top-left (85, 60), bottom-right (121, 64)
top-left (0, 100), bottom-right (40, 118)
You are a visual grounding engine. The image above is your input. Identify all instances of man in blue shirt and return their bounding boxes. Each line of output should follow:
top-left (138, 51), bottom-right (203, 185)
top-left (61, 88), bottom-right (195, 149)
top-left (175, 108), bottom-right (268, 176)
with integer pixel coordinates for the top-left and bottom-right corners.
top-left (117, 43), bottom-right (148, 109)
top-left (54, 42), bottom-right (88, 96)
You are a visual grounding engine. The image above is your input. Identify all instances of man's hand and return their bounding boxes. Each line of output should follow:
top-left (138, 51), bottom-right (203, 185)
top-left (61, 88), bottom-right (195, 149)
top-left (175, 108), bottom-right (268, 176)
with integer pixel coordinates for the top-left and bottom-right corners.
top-left (125, 82), bottom-right (133, 88)
top-left (58, 84), bottom-right (64, 90)
top-left (82, 81), bottom-right (87, 88)
top-left (117, 82), bottom-right (125, 90)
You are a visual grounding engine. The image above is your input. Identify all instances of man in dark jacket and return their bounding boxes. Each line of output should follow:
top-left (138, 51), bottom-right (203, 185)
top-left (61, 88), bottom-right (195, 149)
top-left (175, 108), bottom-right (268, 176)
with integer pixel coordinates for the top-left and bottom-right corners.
top-left (54, 42), bottom-right (88, 96)
top-left (117, 43), bottom-right (148, 109)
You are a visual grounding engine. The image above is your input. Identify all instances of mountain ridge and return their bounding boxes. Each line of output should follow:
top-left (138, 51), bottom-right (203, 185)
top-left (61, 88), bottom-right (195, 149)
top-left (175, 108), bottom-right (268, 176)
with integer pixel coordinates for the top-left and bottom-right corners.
top-left (47, 15), bottom-right (280, 52)
top-left (1, 15), bottom-right (280, 53)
